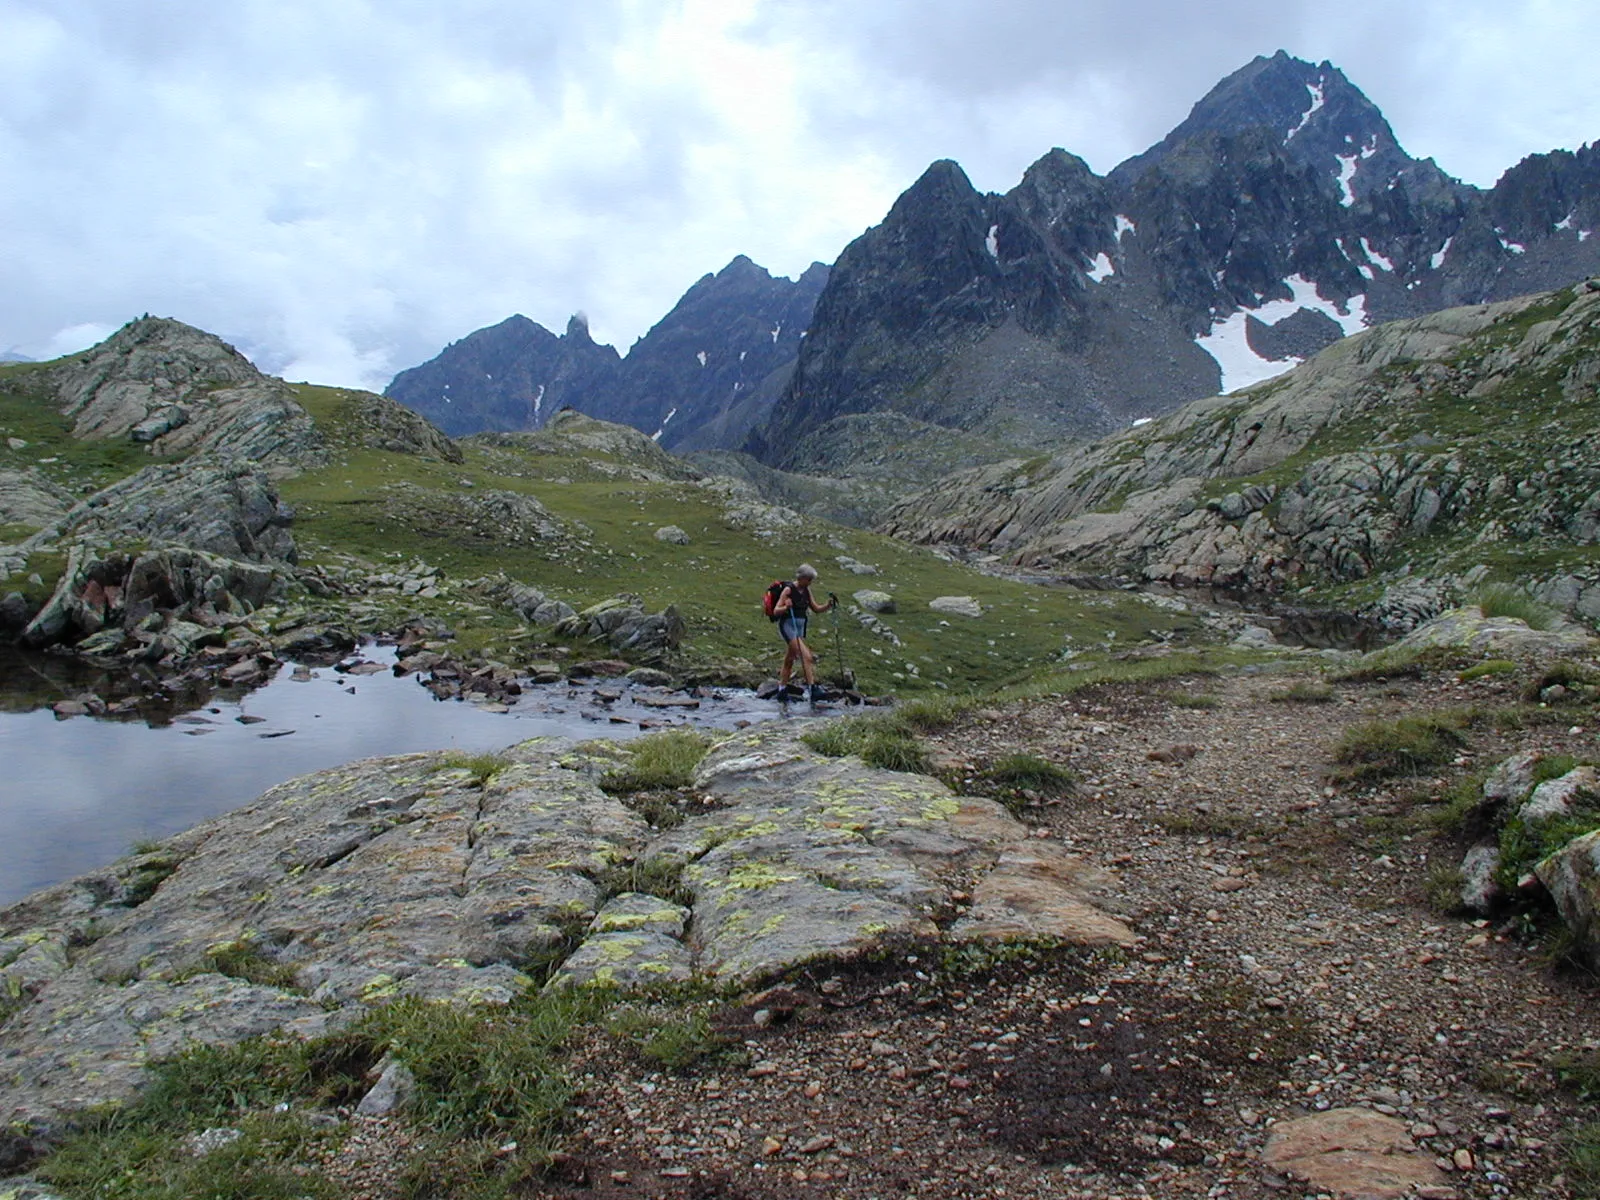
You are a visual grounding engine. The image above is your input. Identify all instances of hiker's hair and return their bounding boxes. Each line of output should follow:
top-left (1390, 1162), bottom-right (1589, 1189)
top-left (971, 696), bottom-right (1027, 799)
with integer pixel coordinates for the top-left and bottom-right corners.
top-left (795, 563), bottom-right (818, 581)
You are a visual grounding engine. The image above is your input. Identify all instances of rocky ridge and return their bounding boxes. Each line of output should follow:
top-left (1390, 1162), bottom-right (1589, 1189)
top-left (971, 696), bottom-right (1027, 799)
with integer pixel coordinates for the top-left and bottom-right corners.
top-left (882, 278), bottom-right (1600, 630)
top-left (387, 257), bottom-right (829, 453)
top-left (751, 53), bottom-right (1600, 475)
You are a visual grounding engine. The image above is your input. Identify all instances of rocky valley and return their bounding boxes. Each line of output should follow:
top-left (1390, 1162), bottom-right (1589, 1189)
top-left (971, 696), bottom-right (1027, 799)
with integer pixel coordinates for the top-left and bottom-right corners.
top-left (1, 49), bottom-right (1600, 1200)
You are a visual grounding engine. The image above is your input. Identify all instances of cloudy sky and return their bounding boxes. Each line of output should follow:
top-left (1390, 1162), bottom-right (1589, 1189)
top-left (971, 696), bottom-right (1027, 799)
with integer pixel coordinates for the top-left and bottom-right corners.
top-left (3, 0), bottom-right (1597, 390)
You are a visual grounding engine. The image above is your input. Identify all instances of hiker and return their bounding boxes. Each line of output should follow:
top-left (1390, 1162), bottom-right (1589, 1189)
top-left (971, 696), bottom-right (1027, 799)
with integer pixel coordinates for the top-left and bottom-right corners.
top-left (773, 564), bottom-right (836, 704)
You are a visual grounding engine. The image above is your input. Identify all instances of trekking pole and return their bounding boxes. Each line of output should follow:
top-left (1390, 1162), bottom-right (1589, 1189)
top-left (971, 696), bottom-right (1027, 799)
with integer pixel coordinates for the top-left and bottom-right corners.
top-left (829, 595), bottom-right (852, 692)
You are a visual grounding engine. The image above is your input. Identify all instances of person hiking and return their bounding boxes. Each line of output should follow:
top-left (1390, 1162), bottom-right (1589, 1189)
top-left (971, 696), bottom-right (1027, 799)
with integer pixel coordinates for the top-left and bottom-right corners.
top-left (774, 564), bottom-right (836, 705)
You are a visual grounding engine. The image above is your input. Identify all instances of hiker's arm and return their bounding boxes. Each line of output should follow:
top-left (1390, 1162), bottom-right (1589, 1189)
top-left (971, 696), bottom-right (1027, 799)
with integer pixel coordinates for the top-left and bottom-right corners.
top-left (776, 587), bottom-right (794, 614)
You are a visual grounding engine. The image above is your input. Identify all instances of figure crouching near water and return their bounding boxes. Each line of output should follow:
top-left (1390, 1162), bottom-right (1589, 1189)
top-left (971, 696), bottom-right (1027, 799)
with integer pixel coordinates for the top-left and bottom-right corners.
top-left (774, 564), bottom-right (836, 706)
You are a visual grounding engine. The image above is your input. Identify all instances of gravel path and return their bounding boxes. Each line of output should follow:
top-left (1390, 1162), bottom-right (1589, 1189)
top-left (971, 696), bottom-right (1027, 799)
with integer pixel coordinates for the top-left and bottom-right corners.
top-left (523, 664), bottom-right (1597, 1200)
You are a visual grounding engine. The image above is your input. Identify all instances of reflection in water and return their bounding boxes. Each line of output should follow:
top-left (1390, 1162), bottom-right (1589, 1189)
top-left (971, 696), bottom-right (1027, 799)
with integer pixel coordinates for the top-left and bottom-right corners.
top-left (0, 649), bottom-right (780, 907)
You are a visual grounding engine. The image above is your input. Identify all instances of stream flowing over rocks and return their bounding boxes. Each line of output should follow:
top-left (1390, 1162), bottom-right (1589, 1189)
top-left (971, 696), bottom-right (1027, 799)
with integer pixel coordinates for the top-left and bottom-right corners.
top-left (0, 723), bottom-right (1129, 1146)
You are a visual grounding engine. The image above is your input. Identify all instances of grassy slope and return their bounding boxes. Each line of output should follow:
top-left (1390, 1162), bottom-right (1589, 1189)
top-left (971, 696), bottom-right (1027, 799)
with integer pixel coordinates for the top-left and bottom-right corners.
top-left (280, 386), bottom-right (1192, 692)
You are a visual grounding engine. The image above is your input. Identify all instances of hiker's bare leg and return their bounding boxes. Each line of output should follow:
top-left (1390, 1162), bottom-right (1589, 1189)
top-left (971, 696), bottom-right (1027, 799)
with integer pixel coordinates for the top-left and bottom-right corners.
top-left (798, 641), bottom-right (816, 686)
top-left (781, 640), bottom-right (801, 687)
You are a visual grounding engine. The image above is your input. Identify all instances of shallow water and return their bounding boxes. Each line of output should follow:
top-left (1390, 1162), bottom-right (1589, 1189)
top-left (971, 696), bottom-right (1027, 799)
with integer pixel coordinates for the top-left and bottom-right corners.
top-left (0, 648), bottom-right (789, 907)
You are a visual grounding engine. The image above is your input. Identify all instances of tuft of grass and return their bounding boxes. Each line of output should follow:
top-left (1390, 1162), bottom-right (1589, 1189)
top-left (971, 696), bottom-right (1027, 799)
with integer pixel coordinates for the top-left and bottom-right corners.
top-left (1427, 773), bottom-right (1488, 834)
top-left (601, 730), bottom-right (711, 794)
top-left (801, 714), bottom-right (930, 774)
top-left (594, 857), bottom-right (694, 908)
top-left (1168, 692), bottom-right (1220, 709)
top-left (1269, 680), bottom-right (1334, 703)
top-left (979, 753), bottom-right (1076, 815)
top-left (1332, 713), bottom-right (1468, 782)
top-left (1569, 1123), bottom-right (1600, 1198)
top-left (1551, 1047), bottom-right (1600, 1102)
top-left (120, 852), bottom-right (182, 907)
top-left (1423, 864), bottom-right (1467, 914)
top-left (1471, 583), bottom-right (1557, 631)
top-left (1459, 659), bottom-right (1518, 682)
top-left (440, 750), bottom-right (513, 788)
top-left (606, 1004), bottom-right (738, 1072)
top-left (1494, 806), bottom-right (1600, 892)
top-left (890, 694), bottom-right (969, 733)
top-left (176, 942), bottom-right (302, 992)
top-left (1525, 661), bottom-right (1600, 703)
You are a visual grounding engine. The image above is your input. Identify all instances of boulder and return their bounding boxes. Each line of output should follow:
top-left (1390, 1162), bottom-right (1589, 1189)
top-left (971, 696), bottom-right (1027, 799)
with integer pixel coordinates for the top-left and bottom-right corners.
top-left (1262, 1108), bottom-right (1448, 1198)
top-left (654, 525), bottom-right (691, 545)
top-left (929, 595), bottom-right (982, 618)
top-left (1459, 844), bottom-right (1503, 914)
top-left (1518, 766), bottom-right (1599, 824)
top-left (853, 589), bottom-right (896, 613)
top-left (1379, 606), bottom-right (1596, 658)
top-left (1536, 830), bottom-right (1600, 969)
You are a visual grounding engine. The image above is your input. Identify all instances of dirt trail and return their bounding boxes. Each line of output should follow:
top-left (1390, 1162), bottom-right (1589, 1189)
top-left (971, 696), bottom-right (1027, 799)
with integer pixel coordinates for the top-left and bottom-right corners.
top-left (524, 665), bottom-right (1595, 1200)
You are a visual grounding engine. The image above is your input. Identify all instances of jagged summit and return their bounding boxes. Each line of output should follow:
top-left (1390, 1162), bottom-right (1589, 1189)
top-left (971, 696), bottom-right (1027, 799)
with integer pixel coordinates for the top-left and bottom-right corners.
top-left (388, 52), bottom-right (1600, 475)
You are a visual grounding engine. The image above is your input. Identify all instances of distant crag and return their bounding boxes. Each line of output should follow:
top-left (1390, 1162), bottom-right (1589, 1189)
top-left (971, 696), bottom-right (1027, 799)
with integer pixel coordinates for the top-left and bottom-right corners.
top-left (387, 257), bottom-right (829, 452)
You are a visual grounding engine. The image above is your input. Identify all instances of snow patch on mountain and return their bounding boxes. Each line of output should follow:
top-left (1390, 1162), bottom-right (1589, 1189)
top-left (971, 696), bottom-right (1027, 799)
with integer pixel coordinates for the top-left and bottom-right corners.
top-left (1334, 138), bottom-right (1379, 207)
top-left (1431, 237), bottom-right (1454, 270)
top-left (651, 406), bottom-right (678, 442)
top-left (1086, 253), bottom-right (1115, 283)
top-left (1115, 214), bottom-right (1137, 239)
top-left (1286, 79), bottom-right (1325, 141)
top-left (1360, 237), bottom-right (1395, 272)
top-left (986, 224), bottom-right (999, 259)
top-left (1195, 275), bottom-right (1368, 394)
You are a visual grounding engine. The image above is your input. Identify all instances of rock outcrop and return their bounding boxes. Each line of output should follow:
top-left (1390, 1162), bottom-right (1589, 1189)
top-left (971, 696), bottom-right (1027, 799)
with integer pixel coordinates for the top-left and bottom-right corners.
top-left (882, 279), bottom-right (1600, 627)
top-left (45, 317), bottom-right (322, 468)
top-left (0, 723), bottom-right (1131, 1137)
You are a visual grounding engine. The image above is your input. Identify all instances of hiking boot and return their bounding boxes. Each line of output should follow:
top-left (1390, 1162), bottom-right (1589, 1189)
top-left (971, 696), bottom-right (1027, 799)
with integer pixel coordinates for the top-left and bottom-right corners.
top-left (808, 685), bottom-right (824, 705)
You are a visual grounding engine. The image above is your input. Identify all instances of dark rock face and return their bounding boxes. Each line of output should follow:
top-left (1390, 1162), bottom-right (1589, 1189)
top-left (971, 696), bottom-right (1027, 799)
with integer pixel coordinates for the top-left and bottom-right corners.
top-left (385, 314), bottom-right (622, 438)
top-left (753, 51), bottom-right (1600, 472)
top-left (386, 257), bottom-right (828, 451)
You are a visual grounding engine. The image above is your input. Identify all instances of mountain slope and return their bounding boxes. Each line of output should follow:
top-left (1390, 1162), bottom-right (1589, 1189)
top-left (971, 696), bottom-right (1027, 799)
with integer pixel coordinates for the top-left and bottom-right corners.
top-left (753, 52), bottom-right (1600, 474)
top-left (386, 257), bottom-right (828, 451)
top-left (881, 278), bottom-right (1600, 628)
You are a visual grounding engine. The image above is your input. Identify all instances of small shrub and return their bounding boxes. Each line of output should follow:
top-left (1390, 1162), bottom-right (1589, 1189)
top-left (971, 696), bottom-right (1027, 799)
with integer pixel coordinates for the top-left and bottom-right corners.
top-left (1333, 714), bottom-right (1467, 782)
top-left (601, 730), bottom-right (711, 794)
top-left (1494, 806), bottom-right (1600, 891)
top-left (1270, 680), bottom-right (1334, 704)
top-left (1550, 1047), bottom-right (1600, 1102)
top-left (1472, 583), bottom-right (1557, 630)
top-left (1459, 659), bottom-right (1517, 682)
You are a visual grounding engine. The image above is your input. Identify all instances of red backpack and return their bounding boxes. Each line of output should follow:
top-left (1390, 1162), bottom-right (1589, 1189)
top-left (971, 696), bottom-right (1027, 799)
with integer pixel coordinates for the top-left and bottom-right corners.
top-left (762, 580), bottom-right (791, 621)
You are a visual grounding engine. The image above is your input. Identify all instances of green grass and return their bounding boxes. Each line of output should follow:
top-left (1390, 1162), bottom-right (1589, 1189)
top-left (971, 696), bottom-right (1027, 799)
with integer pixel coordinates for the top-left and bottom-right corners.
top-left (605, 1003), bottom-right (739, 1072)
top-left (1269, 680), bottom-right (1335, 703)
top-left (1471, 583), bottom-right (1558, 630)
top-left (1459, 659), bottom-right (1518, 682)
top-left (1332, 713), bottom-right (1468, 782)
top-left (801, 713), bottom-right (931, 774)
top-left (175, 941), bottom-right (303, 992)
top-left (600, 729), bottom-right (712, 794)
top-left (1494, 804), bottom-right (1600, 891)
top-left (1571, 1123), bottom-right (1600, 1199)
top-left (978, 753), bottom-right (1075, 815)
top-left (440, 750), bottom-right (514, 788)
top-left (33, 987), bottom-right (614, 1200)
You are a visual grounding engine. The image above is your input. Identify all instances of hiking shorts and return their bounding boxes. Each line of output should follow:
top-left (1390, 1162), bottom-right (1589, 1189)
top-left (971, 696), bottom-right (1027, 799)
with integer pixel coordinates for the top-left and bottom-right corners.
top-left (778, 615), bottom-right (807, 643)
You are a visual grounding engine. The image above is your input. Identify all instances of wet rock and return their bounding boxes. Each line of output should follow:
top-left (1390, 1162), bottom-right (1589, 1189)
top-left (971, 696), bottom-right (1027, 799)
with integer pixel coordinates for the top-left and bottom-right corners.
top-left (625, 667), bottom-right (675, 687)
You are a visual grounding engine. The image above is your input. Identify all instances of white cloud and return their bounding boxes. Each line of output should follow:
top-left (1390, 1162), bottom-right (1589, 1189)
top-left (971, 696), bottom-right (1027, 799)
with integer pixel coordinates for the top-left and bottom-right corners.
top-left (1, 0), bottom-right (1596, 391)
